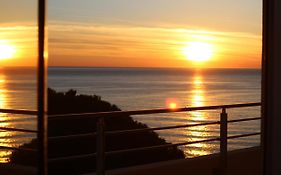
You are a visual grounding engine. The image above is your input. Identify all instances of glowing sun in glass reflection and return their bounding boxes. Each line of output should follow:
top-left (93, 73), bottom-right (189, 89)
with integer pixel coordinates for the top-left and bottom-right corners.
top-left (166, 98), bottom-right (179, 110)
top-left (169, 102), bottom-right (177, 109)
top-left (183, 42), bottom-right (214, 62)
top-left (0, 40), bottom-right (16, 60)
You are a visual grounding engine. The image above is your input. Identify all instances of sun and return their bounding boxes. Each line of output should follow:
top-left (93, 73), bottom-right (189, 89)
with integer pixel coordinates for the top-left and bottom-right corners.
top-left (183, 41), bottom-right (214, 62)
top-left (0, 40), bottom-right (16, 60)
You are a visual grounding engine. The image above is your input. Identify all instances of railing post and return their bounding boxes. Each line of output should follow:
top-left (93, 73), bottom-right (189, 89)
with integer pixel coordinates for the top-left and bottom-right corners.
top-left (220, 108), bottom-right (228, 175)
top-left (38, 0), bottom-right (47, 174)
top-left (97, 117), bottom-right (105, 175)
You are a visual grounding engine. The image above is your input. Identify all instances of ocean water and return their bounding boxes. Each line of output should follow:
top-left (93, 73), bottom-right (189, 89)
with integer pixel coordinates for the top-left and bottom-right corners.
top-left (0, 67), bottom-right (37, 163)
top-left (0, 67), bottom-right (261, 162)
top-left (48, 67), bottom-right (261, 157)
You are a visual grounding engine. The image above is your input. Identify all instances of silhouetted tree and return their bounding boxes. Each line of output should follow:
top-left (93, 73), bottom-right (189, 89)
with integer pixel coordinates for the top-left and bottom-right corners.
top-left (11, 88), bottom-right (184, 175)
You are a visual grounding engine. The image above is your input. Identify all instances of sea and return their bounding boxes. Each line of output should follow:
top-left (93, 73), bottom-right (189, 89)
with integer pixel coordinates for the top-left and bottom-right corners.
top-left (0, 67), bottom-right (37, 163)
top-left (0, 67), bottom-right (261, 162)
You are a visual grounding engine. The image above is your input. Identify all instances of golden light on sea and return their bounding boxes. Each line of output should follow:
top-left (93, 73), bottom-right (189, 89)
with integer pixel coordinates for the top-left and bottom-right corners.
top-left (190, 75), bottom-right (205, 119)
top-left (0, 40), bottom-right (16, 61)
top-left (0, 75), bottom-right (7, 109)
top-left (191, 75), bottom-right (204, 106)
top-left (184, 74), bottom-right (212, 157)
top-left (0, 74), bottom-right (13, 163)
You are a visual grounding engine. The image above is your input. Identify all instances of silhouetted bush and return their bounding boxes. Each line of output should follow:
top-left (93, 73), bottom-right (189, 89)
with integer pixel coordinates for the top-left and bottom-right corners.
top-left (11, 88), bottom-right (184, 174)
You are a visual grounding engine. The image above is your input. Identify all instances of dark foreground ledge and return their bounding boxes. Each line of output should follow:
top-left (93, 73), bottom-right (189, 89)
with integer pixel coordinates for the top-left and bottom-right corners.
top-left (0, 164), bottom-right (37, 175)
top-left (0, 146), bottom-right (261, 175)
top-left (85, 146), bottom-right (261, 175)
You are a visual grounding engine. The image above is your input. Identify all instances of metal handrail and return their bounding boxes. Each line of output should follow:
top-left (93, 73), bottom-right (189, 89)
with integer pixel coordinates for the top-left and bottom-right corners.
top-left (228, 132), bottom-right (261, 139)
top-left (0, 109), bottom-right (37, 116)
top-left (0, 146), bottom-right (37, 152)
top-left (0, 103), bottom-right (262, 175)
top-left (48, 121), bottom-right (220, 141)
top-left (0, 109), bottom-right (38, 153)
top-left (227, 117), bottom-right (261, 123)
top-left (47, 102), bottom-right (261, 175)
top-left (49, 102), bottom-right (261, 119)
top-left (107, 121), bottom-right (220, 135)
top-left (49, 153), bottom-right (97, 163)
top-left (48, 117), bottom-right (261, 141)
top-left (48, 131), bottom-right (262, 162)
top-left (48, 137), bottom-right (221, 163)
top-left (0, 127), bottom-right (38, 133)
top-left (106, 137), bottom-right (221, 156)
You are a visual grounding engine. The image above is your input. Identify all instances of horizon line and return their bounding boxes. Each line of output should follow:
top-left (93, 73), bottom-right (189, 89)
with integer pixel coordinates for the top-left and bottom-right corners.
top-left (49, 66), bottom-right (262, 70)
top-left (1, 66), bottom-right (262, 70)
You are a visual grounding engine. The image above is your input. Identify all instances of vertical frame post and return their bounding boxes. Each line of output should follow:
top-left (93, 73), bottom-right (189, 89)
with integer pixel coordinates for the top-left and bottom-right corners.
top-left (261, 0), bottom-right (268, 173)
top-left (38, 0), bottom-right (48, 175)
top-left (97, 117), bottom-right (105, 175)
top-left (220, 108), bottom-right (228, 175)
top-left (262, 0), bottom-right (281, 174)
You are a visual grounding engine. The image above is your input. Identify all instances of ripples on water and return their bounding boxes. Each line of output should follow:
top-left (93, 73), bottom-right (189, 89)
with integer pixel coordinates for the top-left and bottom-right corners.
top-left (49, 67), bottom-right (261, 158)
top-left (0, 68), bottom-right (37, 163)
top-left (0, 67), bottom-right (261, 162)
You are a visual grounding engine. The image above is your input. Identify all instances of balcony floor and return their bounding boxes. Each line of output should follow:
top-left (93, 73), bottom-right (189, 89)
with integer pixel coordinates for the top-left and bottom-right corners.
top-left (86, 146), bottom-right (261, 175)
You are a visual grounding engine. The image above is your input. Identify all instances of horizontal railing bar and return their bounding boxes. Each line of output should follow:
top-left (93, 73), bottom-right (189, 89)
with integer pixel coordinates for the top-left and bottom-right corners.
top-left (49, 133), bottom-right (96, 141)
top-left (49, 153), bottom-right (97, 163)
top-left (47, 133), bottom-right (261, 162)
top-left (48, 137), bottom-right (220, 162)
top-left (0, 127), bottom-right (38, 133)
top-left (106, 137), bottom-right (220, 156)
top-left (0, 109), bottom-right (37, 116)
top-left (107, 121), bottom-right (220, 135)
top-left (227, 132), bottom-right (261, 140)
top-left (48, 121), bottom-right (220, 141)
top-left (48, 122), bottom-right (260, 141)
top-left (228, 117), bottom-right (261, 123)
top-left (48, 120), bottom-right (259, 141)
top-left (0, 145), bottom-right (37, 152)
top-left (49, 102), bottom-right (261, 119)
top-left (48, 132), bottom-right (261, 163)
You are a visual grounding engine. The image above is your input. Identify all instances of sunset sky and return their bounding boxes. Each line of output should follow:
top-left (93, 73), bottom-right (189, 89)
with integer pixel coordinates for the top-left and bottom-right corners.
top-left (0, 0), bottom-right (37, 67)
top-left (0, 0), bottom-right (262, 68)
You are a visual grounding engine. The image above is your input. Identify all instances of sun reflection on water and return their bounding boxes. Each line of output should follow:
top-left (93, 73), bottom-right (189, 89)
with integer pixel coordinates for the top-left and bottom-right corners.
top-left (0, 76), bottom-right (7, 109)
top-left (0, 74), bottom-right (13, 163)
top-left (184, 74), bottom-right (213, 157)
top-left (191, 75), bottom-right (205, 118)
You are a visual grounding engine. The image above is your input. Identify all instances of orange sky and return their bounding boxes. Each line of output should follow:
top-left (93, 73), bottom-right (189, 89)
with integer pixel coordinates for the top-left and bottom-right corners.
top-left (0, 0), bottom-right (37, 67)
top-left (0, 0), bottom-right (262, 68)
top-left (0, 24), bottom-right (37, 67)
top-left (48, 22), bottom-right (262, 68)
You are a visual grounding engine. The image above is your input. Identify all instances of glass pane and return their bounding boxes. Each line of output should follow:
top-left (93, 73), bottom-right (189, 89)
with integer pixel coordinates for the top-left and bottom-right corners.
top-left (49, 0), bottom-right (262, 174)
top-left (0, 0), bottom-right (38, 173)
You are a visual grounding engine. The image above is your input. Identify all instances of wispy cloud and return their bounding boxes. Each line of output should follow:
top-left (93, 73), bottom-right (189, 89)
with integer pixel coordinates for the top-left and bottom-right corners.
top-left (0, 23), bottom-right (37, 66)
top-left (49, 21), bottom-right (261, 68)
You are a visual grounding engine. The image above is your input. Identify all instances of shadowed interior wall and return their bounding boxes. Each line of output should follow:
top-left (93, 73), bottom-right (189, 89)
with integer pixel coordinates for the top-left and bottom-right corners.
top-left (262, 0), bottom-right (281, 174)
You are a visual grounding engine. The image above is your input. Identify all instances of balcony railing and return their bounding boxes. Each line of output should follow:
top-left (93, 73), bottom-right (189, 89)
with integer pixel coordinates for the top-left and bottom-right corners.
top-left (0, 103), bottom-right (261, 174)
top-left (0, 109), bottom-right (38, 159)
top-left (47, 102), bottom-right (261, 175)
